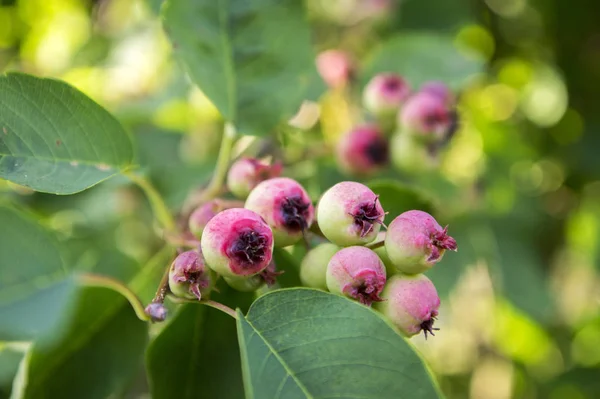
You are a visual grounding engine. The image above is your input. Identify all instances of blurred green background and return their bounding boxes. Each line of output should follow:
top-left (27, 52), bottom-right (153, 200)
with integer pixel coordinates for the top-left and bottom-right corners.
top-left (1, 0), bottom-right (599, 398)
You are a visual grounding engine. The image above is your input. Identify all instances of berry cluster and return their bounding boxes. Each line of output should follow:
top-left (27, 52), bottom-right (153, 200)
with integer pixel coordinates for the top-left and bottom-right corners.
top-left (164, 156), bottom-right (457, 340)
top-left (318, 50), bottom-right (459, 176)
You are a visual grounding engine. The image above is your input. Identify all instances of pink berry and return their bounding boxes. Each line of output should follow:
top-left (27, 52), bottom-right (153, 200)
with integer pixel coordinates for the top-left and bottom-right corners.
top-left (376, 274), bottom-right (441, 338)
top-left (317, 181), bottom-right (385, 246)
top-left (316, 49), bottom-right (354, 89)
top-left (399, 92), bottom-right (458, 141)
top-left (168, 250), bottom-right (213, 300)
top-left (227, 157), bottom-right (282, 199)
top-left (201, 208), bottom-right (274, 278)
top-left (420, 81), bottom-right (455, 105)
top-left (188, 200), bottom-right (222, 239)
top-left (384, 210), bottom-right (457, 274)
top-left (336, 124), bottom-right (389, 176)
top-left (326, 246), bottom-right (386, 306)
top-left (363, 72), bottom-right (411, 116)
top-left (245, 177), bottom-right (314, 247)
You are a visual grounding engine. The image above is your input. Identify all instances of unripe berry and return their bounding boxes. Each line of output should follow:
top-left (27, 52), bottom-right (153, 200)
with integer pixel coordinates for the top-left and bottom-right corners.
top-left (168, 250), bottom-right (213, 300)
top-left (336, 124), bottom-right (389, 176)
top-left (317, 181), bottom-right (385, 246)
top-left (420, 81), bottom-right (455, 105)
top-left (399, 92), bottom-right (458, 142)
top-left (363, 73), bottom-right (411, 116)
top-left (189, 200), bottom-right (222, 239)
top-left (226, 157), bottom-right (282, 199)
top-left (300, 243), bottom-right (340, 290)
top-left (376, 274), bottom-right (440, 338)
top-left (385, 210), bottom-right (457, 274)
top-left (316, 49), bottom-right (354, 89)
top-left (224, 260), bottom-right (280, 292)
top-left (201, 208), bottom-right (274, 278)
top-left (245, 177), bottom-right (314, 247)
top-left (326, 246), bottom-right (386, 306)
top-left (390, 132), bottom-right (439, 174)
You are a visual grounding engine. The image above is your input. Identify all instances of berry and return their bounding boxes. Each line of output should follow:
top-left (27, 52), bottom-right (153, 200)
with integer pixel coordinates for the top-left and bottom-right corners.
top-left (189, 200), bottom-right (223, 239)
top-left (224, 259), bottom-right (281, 292)
top-left (168, 250), bottom-right (213, 300)
top-left (326, 246), bottom-right (386, 306)
top-left (201, 208), bottom-right (274, 278)
top-left (376, 274), bottom-right (441, 339)
top-left (145, 302), bottom-right (168, 322)
top-left (390, 132), bottom-right (439, 174)
top-left (384, 210), bottom-right (457, 274)
top-left (420, 81), bottom-right (455, 105)
top-left (363, 72), bottom-right (411, 116)
top-left (336, 124), bottom-right (389, 176)
top-left (300, 243), bottom-right (340, 290)
top-left (316, 49), bottom-right (354, 89)
top-left (226, 157), bottom-right (282, 199)
top-left (399, 92), bottom-right (458, 142)
top-left (245, 177), bottom-right (314, 247)
top-left (317, 181), bottom-right (385, 246)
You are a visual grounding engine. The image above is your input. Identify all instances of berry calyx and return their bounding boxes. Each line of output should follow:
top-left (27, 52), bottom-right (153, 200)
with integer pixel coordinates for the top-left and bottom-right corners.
top-left (168, 250), bottom-right (213, 300)
top-left (384, 210), bottom-right (457, 274)
top-left (317, 181), bottom-right (385, 246)
top-left (326, 246), bottom-right (386, 306)
top-left (201, 208), bottom-right (274, 278)
top-left (226, 157), bottom-right (282, 199)
top-left (245, 177), bottom-right (314, 247)
top-left (375, 274), bottom-right (441, 338)
top-left (336, 124), bottom-right (389, 176)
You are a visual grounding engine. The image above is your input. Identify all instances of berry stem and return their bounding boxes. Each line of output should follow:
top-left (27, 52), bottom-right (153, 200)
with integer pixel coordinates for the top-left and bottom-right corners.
top-left (181, 123), bottom-right (238, 214)
top-left (366, 239), bottom-right (385, 250)
top-left (203, 122), bottom-right (237, 199)
top-left (201, 300), bottom-right (238, 319)
top-left (125, 171), bottom-right (176, 233)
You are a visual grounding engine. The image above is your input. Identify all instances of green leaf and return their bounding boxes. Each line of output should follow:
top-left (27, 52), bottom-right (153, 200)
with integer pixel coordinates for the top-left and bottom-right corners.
top-left (397, 0), bottom-right (475, 32)
top-left (147, 286), bottom-right (254, 399)
top-left (0, 73), bottom-right (134, 194)
top-left (237, 288), bottom-right (442, 399)
top-left (0, 206), bottom-right (77, 343)
top-left (0, 343), bottom-right (25, 398)
top-left (13, 285), bottom-right (148, 399)
top-left (363, 33), bottom-right (485, 89)
top-left (162, 0), bottom-right (323, 136)
top-left (367, 179), bottom-right (434, 221)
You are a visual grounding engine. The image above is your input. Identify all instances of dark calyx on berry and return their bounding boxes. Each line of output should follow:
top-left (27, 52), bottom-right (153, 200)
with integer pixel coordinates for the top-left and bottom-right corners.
top-left (364, 138), bottom-right (389, 165)
top-left (420, 317), bottom-right (440, 340)
top-left (352, 197), bottom-right (384, 237)
top-left (280, 195), bottom-right (311, 231)
top-left (230, 231), bottom-right (269, 267)
top-left (383, 78), bottom-right (401, 92)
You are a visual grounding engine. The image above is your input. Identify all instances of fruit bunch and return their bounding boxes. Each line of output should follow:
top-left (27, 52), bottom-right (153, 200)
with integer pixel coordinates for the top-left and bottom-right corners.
top-left (318, 50), bottom-right (460, 176)
top-left (163, 156), bottom-right (457, 340)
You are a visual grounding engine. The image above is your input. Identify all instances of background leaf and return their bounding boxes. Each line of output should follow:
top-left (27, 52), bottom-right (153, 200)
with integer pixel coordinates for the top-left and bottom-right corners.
top-left (162, 0), bottom-right (323, 136)
top-left (0, 206), bottom-right (77, 343)
top-left (368, 179), bottom-right (434, 220)
top-left (272, 248), bottom-right (303, 288)
top-left (13, 285), bottom-right (148, 399)
top-left (362, 33), bottom-right (485, 89)
top-left (0, 73), bottom-right (134, 194)
top-left (146, 286), bottom-right (254, 399)
top-left (237, 288), bottom-right (442, 399)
